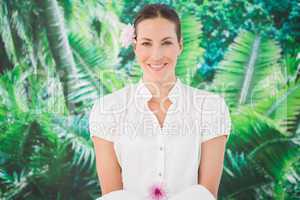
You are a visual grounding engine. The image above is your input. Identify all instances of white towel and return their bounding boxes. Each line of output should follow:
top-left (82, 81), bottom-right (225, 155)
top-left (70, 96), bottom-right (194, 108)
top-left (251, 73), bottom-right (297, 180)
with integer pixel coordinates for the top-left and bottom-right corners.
top-left (169, 184), bottom-right (216, 200)
top-left (95, 189), bottom-right (142, 200)
top-left (95, 185), bottom-right (216, 200)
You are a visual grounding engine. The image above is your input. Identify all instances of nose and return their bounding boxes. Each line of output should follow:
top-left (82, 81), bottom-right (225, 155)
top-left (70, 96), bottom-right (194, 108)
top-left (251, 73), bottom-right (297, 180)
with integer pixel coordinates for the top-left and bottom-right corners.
top-left (149, 46), bottom-right (164, 61)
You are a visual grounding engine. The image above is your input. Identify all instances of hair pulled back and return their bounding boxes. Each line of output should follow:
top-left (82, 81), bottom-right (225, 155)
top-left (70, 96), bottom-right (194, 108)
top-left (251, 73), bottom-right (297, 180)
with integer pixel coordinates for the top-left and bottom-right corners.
top-left (133, 4), bottom-right (182, 43)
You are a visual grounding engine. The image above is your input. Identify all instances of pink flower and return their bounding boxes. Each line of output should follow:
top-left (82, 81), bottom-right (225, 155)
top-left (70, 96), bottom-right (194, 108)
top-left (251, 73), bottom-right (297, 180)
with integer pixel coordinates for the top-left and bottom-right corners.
top-left (120, 23), bottom-right (135, 48)
top-left (148, 182), bottom-right (168, 200)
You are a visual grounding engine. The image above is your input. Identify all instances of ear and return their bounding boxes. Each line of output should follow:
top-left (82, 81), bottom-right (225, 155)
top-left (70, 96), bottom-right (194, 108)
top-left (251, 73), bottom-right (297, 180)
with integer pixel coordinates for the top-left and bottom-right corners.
top-left (178, 37), bottom-right (183, 56)
top-left (132, 39), bottom-right (137, 52)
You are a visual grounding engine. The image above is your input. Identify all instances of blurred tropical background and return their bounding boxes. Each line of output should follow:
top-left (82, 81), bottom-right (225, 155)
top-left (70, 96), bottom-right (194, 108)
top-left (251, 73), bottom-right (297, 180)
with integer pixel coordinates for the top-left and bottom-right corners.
top-left (0, 0), bottom-right (299, 199)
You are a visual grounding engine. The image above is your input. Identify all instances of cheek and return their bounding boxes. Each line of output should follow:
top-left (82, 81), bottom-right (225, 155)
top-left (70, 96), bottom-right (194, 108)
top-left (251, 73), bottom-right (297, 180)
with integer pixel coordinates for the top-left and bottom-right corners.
top-left (135, 46), bottom-right (179, 62)
top-left (164, 49), bottom-right (179, 60)
top-left (135, 48), bottom-right (149, 60)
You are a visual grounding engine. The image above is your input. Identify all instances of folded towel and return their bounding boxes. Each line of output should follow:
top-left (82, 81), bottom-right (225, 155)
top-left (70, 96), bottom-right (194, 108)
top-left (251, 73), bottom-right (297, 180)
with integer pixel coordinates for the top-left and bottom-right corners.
top-left (169, 184), bottom-right (216, 200)
top-left (95, 189), bottom-right (142, 200)
top-left (95, 185), bottom-right (215, 200)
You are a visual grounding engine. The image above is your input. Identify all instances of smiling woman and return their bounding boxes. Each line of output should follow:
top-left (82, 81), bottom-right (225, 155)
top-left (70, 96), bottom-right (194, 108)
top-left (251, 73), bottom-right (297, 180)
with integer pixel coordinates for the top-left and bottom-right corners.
top-left (132, 15), bottom-right (183, 85)
top-left (90, 3), bottom-right (231, 200)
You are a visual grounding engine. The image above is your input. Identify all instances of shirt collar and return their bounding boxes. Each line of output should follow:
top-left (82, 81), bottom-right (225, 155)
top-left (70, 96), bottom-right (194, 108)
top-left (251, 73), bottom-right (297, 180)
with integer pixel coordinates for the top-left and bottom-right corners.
top-left (135, 77), bottom-right (182, 104)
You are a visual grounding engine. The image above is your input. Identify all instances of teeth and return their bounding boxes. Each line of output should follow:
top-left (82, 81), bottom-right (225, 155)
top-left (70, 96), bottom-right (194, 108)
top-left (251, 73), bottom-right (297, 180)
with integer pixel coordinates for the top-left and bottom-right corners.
top-left (151, 64), bottom-right (164, 68)
top-left (149, 64), bottom-right (166, 69)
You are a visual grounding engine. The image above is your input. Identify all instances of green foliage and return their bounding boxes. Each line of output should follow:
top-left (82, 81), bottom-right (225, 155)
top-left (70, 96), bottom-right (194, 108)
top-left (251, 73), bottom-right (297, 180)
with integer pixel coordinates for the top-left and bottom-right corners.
top-left (175, 14), bottom-right (204, 85)
top-left (193, 0), bottom-right (300, 80)
top-left (0, 66), bottom-right (99, 199)
top-left (209, 30), bottom-right (282, 107)
top-left (0, 0), bottom-right (299, 199)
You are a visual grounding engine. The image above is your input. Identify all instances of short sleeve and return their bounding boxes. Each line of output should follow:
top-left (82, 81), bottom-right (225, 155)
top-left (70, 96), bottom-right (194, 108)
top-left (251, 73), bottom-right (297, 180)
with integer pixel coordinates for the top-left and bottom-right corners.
top-left (88, 98), bottom-right (117, 142)
top-left (200, 94), bottom-right (231, 143)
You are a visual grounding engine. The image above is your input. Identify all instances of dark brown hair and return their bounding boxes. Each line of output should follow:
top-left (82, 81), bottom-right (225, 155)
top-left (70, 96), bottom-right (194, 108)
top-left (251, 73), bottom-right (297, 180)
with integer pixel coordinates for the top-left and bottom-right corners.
top-left (133, 4), bottom-right (182, 43)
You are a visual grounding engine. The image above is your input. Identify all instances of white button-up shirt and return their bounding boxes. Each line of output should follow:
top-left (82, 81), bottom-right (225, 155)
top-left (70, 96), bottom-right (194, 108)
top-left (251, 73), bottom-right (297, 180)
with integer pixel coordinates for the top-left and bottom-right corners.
top-left (89, 77), bottom-right (231, 199)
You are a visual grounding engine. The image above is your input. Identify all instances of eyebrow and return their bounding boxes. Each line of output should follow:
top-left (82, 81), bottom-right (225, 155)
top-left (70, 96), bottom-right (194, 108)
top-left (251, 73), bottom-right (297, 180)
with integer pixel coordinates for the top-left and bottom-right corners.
top-left (140, 37), bottom-right (174, 41)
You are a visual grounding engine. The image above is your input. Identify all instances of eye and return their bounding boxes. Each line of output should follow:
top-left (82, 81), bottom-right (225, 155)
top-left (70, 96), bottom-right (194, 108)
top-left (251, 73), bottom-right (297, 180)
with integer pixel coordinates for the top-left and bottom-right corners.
top-left (163, 41), bottom-right (172, 45)
top-left (141, 42), bottom-right (151, 46)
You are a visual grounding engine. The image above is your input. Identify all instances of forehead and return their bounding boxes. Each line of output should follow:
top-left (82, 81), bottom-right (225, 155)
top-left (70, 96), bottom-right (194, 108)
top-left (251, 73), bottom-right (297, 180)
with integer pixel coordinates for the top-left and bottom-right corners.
top-left (136, 17), bottom-right (177, 39)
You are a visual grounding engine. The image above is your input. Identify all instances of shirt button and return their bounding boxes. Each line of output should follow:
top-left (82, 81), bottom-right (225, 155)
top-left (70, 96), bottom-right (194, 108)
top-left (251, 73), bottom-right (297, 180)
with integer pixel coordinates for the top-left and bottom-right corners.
top-left (160, 147), bottom-right (163, 151)
top-left (158, 172), bottom-right (162, 177)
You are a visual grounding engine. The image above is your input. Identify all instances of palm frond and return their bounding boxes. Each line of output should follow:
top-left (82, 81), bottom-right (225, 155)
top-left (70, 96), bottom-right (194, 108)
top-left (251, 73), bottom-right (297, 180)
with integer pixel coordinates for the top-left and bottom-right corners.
top-left (51, 113), bottom-right (95, 172)
top-left (0, 1), bottom-right (18, 65)
top-left (28, 114), bottom-right (98, 199)
top-left (225, 108), bottom-right (300, 198)
top-left (223, 120), bottom-right (299, 198)
top-left (221, 149), bottom-right (269, 199)
top-left (228, 108), bottom-right (287, 154)
top-left (0, 0), bottom-right (40, 71)
top-left (68, 33), bottom-right (127, 110)
top-left (248, 136), bottom-right (300, 180)
top-left (282, 53), bottom-right (300, 84)
top-left (255, 82), bottom-right (300, 133)
top-left (176, 13), bottom-right (204, 85)
top-left (0, 169), bottom-right (33, 199)
top-left (0, 65), bottom-right (29, 113)
top-left (68, 33), bottom-right (103, 106)
top-left (0, 119), bottom-right (29, 167)
top-left (248, 134), bottom-right (300, 198)
top-left (279, 157), bottom-right (300, 198)
top-left (210, 30), bottom-right (282, 108)
top-left (69, 1), bottom-right (121, 62)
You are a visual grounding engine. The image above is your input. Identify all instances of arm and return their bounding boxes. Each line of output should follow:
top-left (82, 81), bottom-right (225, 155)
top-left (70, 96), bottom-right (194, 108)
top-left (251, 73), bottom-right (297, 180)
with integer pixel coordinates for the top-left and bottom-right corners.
top-left (92, 136), bottom-right (123, 195)
top-left (196, 94), bottom-right (231, 198)
top-left (89, 99), bottom-right (143, 200)
top-left (198, 135), bottom-right (227, 199)
top-left (169, 136), bottom-right (227, 200)
top-left (170, 95), bottom-right (230, 200)
top-left (92, 136), bottom-right (142, 200)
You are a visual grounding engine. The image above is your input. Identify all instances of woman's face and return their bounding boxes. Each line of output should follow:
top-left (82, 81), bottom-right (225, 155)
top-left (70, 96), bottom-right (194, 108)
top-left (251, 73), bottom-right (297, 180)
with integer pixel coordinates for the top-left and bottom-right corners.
top-left (133, 17), bottom-right (183, 82)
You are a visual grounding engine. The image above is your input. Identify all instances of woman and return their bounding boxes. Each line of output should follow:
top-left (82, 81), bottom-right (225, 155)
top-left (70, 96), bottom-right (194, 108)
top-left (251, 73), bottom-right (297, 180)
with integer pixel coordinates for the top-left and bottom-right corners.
top-left (89, 3), bottom-right (231, 200)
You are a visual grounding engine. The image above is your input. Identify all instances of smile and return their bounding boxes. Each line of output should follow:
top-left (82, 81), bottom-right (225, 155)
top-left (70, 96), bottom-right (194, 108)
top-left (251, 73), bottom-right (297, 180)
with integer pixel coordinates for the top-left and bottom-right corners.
top-left (148, 63), bottom-right (168, 71)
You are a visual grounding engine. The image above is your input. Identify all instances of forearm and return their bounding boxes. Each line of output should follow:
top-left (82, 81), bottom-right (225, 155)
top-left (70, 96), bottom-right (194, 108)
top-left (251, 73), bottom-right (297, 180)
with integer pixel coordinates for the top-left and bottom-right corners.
top-left (169, 184), bottom-right (216, 200)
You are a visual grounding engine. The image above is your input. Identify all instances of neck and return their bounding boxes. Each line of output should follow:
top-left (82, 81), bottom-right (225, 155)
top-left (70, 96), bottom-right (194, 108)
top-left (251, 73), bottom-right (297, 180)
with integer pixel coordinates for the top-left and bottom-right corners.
top-left (142, 76), bottom-right (177, 102)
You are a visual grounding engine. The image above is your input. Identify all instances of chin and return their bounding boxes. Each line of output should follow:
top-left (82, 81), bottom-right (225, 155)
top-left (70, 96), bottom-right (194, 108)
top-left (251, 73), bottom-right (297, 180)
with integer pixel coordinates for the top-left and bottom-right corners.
top-left (145, 73), bottom-right (175, 83)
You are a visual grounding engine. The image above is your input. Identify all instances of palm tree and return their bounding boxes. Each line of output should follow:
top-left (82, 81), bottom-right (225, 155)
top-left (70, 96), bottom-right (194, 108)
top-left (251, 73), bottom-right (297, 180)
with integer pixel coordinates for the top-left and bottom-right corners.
top-left (1, 0), bottom-right (299, 199)
top-left (175, 13), bottom-right (204, 85)
top-left (209, 30), bottom-right (282, 107)
top-left (35, 0), bottom-right (79, 111)
top-left (0, 66), bottom-right (99, 199)
top-left (0, 0), bottom-right (40, 72)
top-left (210, 30), bottom-right (300, 199)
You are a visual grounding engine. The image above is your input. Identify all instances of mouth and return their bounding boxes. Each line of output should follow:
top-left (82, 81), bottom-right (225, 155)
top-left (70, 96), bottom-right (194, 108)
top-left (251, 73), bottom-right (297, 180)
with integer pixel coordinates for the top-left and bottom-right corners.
top-left (148, 63), bottom-right (168, 71)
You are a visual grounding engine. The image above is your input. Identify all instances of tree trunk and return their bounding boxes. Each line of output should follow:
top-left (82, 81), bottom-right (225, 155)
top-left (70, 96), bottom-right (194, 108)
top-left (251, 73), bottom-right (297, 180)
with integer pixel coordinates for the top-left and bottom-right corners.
top-left (35, 0), bottom-right (78, 112)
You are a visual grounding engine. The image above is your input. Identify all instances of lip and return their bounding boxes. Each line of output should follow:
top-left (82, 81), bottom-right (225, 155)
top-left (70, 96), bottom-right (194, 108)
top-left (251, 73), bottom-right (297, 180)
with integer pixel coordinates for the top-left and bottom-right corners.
top-left (148, 63), bottom-right (168, 71)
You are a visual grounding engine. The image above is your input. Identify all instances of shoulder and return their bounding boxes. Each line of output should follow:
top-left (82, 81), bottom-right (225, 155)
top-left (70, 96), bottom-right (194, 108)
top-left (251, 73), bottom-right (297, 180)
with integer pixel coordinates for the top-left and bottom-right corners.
top-left (91, 84), bottom-right (133, 113)
top-left (180, 83), bottom-right (229, 117)
top-left (181, 83), bottom-right (223, 104)
top-left (88, 85), bottom-right (133, 141)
